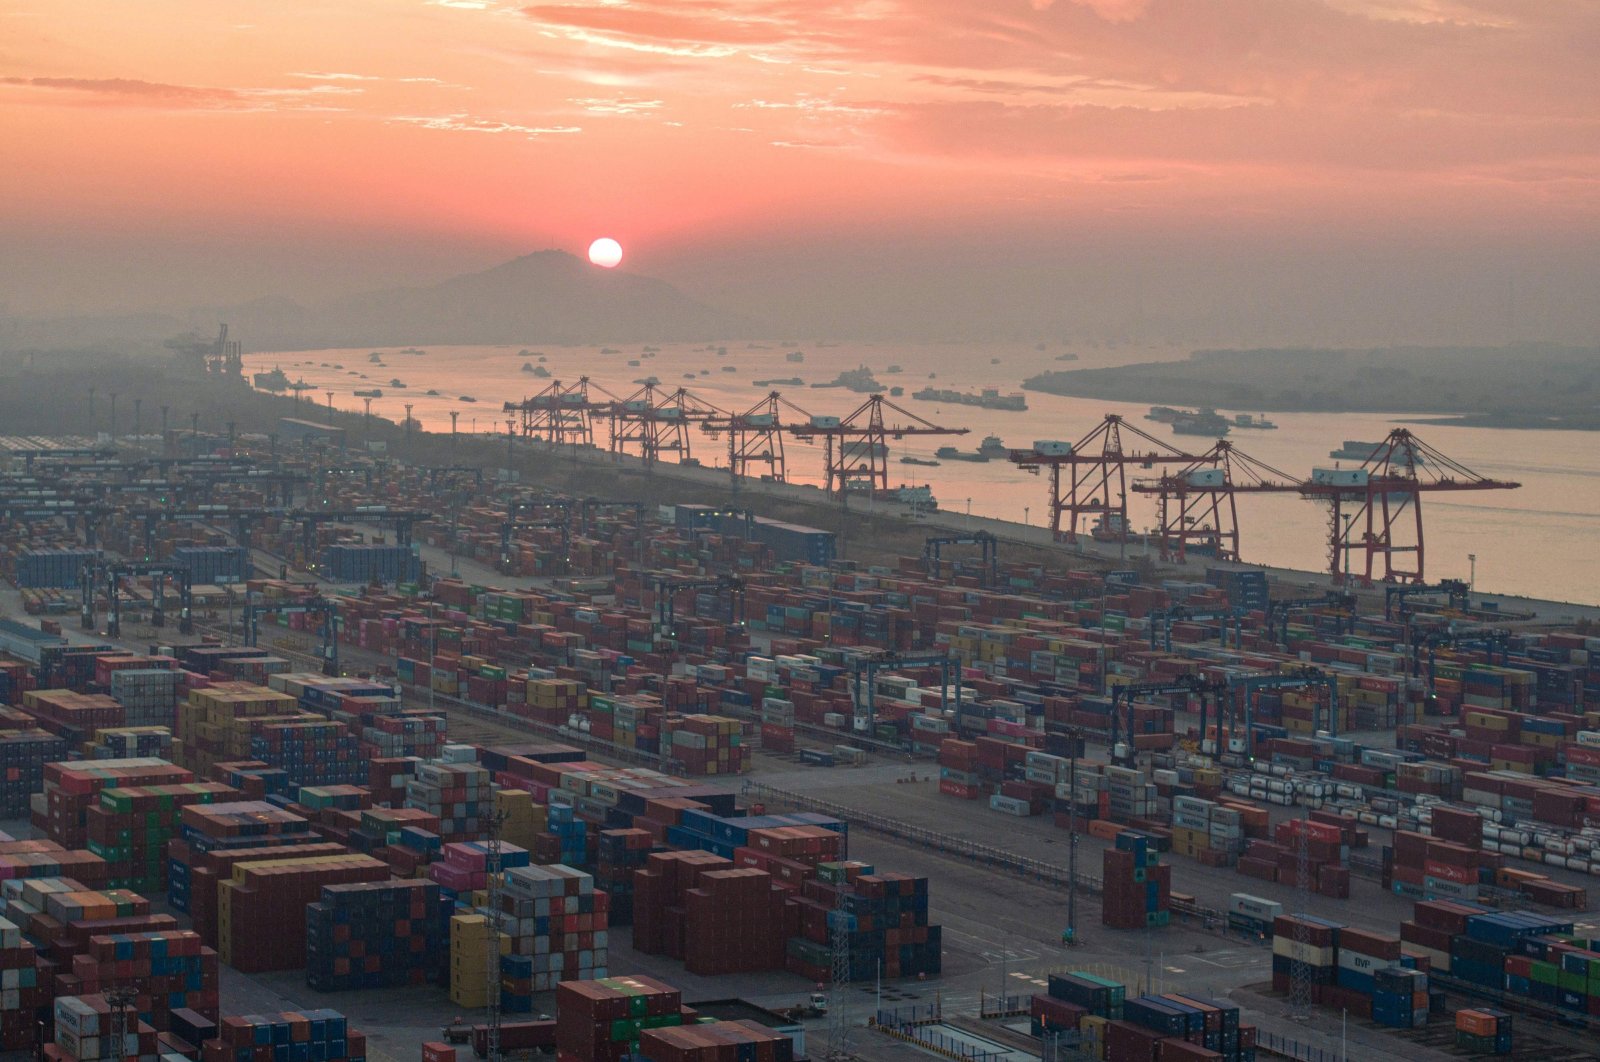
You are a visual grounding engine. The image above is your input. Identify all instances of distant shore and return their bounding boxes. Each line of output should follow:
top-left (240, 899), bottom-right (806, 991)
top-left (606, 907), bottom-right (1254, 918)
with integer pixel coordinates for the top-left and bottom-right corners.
top-left (1024, 343), bottom-right (1600, 431)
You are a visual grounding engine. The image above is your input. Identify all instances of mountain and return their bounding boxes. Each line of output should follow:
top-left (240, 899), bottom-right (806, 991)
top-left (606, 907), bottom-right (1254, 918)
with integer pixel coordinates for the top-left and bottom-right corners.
top-left (233, 250), bottom-right (758, 349)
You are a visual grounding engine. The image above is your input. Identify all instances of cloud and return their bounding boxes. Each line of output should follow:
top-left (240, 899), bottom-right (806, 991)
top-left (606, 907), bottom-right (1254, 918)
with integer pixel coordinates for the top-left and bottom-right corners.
top-left (0, 76), bottom-right (242, 107)
top-left (389, 112), bottom-right (582, 136)
top-left (570, 95), bottom-right (664, 115)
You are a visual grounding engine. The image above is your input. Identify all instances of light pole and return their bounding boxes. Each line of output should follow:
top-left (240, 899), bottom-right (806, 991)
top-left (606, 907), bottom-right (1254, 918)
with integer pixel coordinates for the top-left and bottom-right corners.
top-left (326, 391), bottom-right (335, 424)
top-left (1024, 506), bottom-right (1030, 526)
top-left (1468, 553), bottom-right (1476, 594)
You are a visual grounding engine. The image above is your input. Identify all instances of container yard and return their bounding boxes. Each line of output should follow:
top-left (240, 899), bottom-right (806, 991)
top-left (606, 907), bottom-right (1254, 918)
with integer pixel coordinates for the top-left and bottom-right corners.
top-left (0, 433), bottom-right (1594, 1062)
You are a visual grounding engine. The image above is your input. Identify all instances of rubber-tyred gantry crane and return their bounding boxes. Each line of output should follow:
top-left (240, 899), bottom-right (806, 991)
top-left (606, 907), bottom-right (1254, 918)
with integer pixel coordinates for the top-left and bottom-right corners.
top-left (700, 391), bottom-right (816, 484)
top-left (1008, 414), bottom-right (1194, 543)
top-left (1297, 428), bottom-right (1520, 586)
top-left (790, 394), bottom-right (967, 497)
top-left (609, 384), bottom-right (728, 466)
top-left (1131, 440), bottom-right (1300, 563)
top-left (503, 376), bottom-right (619, 447)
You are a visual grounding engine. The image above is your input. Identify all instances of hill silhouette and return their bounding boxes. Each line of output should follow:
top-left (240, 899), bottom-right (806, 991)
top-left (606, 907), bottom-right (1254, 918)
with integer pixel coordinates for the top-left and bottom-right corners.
top-left (229, 250), bottom-right (756, 348)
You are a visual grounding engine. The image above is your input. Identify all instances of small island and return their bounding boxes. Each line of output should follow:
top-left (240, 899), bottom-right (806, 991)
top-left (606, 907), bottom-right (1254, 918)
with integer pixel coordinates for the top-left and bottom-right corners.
top-left (1023, 344), bottom-right (1600, 430)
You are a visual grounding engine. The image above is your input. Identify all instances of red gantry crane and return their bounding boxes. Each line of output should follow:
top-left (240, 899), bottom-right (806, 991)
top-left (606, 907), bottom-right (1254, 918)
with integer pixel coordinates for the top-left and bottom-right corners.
top-left (1297, 428), bottom-right (1520, 586)
top-left (1009, 414), bottom-right (1195, 544)
top-left (503, 377), bottom-right (619, 447)
top-left (1131, 440), bottom-right (1300, 563)
top-left (700, 391), bottom-right (818, 484)
top-left (609, 385), bottom-right (728, 467)
top-left (789, 394), bottom-right (967, 497)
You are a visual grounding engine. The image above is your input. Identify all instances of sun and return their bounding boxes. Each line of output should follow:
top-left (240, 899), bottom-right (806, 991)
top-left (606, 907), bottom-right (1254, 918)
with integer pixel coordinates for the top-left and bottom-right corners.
top-left (588, 238), bottom-right (623, 268)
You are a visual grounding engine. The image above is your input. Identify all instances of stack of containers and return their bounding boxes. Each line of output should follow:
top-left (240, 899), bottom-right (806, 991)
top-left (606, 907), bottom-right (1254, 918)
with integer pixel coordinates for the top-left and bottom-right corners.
top-left (637, 1022), bottom-right (795, 1062)
top-left (936, 739), bottom-right (981, 799)
top-left (554, 976), bottom-right (688, 1062)
top-left (448, 912), bottom-right (504, 1008)
top-left (595, 829), bottom-right (652, 925)
top-left (51, 995), bottom-right (158, 1062)
top-left (172, 546), bottom-right (248, 584)
top-left (1371, 967), bottom-right (1429, 1029)
top-left (324, 543), bottom-right (418, 583)
top-left (1102, 831), bottom-right (1170, 930)
top-left (427, 840), bottom-right (532, 895)
top-left (1454, 1008), bottom-right (1514, 1055)
top-left (1385, 827), bottom-right (1481, 903)
top-left (406, 760), bottom-right (492, 841)
top-left (167, 802), bottom-right (326, 942)
top-left (19, 691), bottom-right (124, 744)
top-left (215, 853), bottom-right (389, 972)
top-left (683, 868), bottom-right (779, 975)
top-left (493, 864), bottom-right (609, 990)
top-left (662, 715), bottom-right (747, 776)
top-left (547, 801), bottom-right (588, 866)
top-left (758, 697), bottom-right (795, 754)
top-left (67, 929), bottom-right (220, 1029)
top-left (1271, 819), bottom-right (1350, 899)
top-left (37, 758), bottom-right (193, 849)
top-left (0, 915), bottom-right (43, 1052)
top-left (0, 729), bottom-right (68, 817)
top-left (14, 549), bottom-right (98, 589)
top-left (1169, 796), bottom-right (1243, 868)
top-left (1270, 914), bottom-right (1341, 995)
top-left (88, 727), bottom-right (172, 760)
top-left (305, 879), bottom-right (450, 991)
top-left (1119, 993), bottom-right (1247, 1059)
top-left (173, 684), bottom-right (301, 780)
top-left (108, 668), bottom-right (181, 728)
top-left (1325, 926), bottom-right (1404, 1018)
top-left (0, 841), bottom-right (108, 889)
top-left (199, 1010), bottom-right (367, 1062)
top-left (250, 719), bottom-right (365, 786)
top-left (86, 781), bottom-right (236, 892)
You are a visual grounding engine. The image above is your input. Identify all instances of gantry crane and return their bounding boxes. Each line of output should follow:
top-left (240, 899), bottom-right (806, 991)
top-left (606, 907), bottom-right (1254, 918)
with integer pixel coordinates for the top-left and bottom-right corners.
top-left (1384, 579), bottom-right (1471, 622)
top-left (1108, 676), bottom-right (1229, 767)
top-left (1265, 591), bottom-right (1357, 644)
top-left (290, 505), bottom-right (432, 554)
top-left (650, 573), bottom-right (746, 627)
top-left (1298, 429), bottom-right (1519, 586)
top-left (923, 532), bottom-right (998, 585)
top-left (243, 592), bottom-right (340, 675)
top-left (1009, 415), bottom-right (1195, 544)
top-left (700, 391), bottom-right (817, 484)
top-left (504, 377), bottom-right (619, 447)
top-left (609, 385), bottom-right (727, 466)
top-left (1130, 440), bottom-right (1300, 563)
top-left (501, 494), bottom-right (574, 573)
top-left (847, 650), bottom-right (964, 733)
top-left (84, 561), bottom-right (196, 636)
top-left (789, 394), bottom-right (967, 497)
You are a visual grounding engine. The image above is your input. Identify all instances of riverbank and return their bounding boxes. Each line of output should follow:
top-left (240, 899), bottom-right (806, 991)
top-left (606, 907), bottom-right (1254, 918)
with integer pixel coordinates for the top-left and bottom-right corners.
top-left (5, 356), bottom-right (1598, 617)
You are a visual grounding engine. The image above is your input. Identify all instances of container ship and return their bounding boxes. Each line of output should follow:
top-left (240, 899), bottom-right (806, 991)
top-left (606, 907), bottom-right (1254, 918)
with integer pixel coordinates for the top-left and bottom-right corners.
top-left (810, 366), bottom-right (883, 393)
top-left (935, 435), bottom-right (1009, 462)
top-left (252, 367), bottom-right (289, 392)
top-left (1170, 410), bottom-right (1231, 437)
top-left (911, 386), bottom-right (1028, 412)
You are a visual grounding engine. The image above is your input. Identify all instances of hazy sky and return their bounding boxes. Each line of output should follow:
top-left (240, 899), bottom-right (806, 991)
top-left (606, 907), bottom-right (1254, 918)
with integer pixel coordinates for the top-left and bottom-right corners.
top-left (4, 0), bottom-right (1598, 341)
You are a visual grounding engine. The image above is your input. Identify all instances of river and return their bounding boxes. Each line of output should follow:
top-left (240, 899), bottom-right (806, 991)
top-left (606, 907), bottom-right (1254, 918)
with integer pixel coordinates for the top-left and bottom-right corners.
top-left (244, 340), bottom-right (1600, 606)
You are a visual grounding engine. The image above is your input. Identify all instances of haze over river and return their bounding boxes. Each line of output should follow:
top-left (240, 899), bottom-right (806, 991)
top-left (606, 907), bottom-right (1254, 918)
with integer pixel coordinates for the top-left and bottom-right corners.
top-left (247, 341), bottom-right (1600, 607)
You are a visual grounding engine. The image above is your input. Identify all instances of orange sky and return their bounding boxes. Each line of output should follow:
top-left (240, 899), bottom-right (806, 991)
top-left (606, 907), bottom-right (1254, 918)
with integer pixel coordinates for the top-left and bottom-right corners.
top-left (3, 0), bottom-right (1598, 337)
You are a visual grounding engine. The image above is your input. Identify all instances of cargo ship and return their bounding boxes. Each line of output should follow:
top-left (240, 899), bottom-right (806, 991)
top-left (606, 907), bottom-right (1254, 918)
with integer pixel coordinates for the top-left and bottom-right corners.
top-left (1170, 410), bottom-right (1230, 437)
top-left (935, 435), bottom-right (1008, 462)
top-left (810, 366), bottom-right (883, 393)
top-left (911, 386), bottom-right (1027, 412)
top-left (1231, 413), bottom-right (1277, 430)
top-left (1146, 406), bottom-right (1182, 423)
top-left (900, 456), bottom-right (941, 467)
top-left (252, 367), bottom-right (289, 392)
top-left (1329, 440), bottom-right (1384, 461)
top-left (353, 388), bottom-right (382, 398)
top-left (399, 347), bottom-right (426, 356)
top-left (786, 350), bottom-right (805, 363)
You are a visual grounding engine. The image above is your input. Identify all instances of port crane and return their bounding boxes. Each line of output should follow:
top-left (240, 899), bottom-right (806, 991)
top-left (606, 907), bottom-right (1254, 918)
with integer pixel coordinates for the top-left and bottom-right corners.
top-left (700, 391), bottom-right (817, 484)
top-left (923, 532), bottom-right (998, 586)
top-left (82, 561), bottom-right (196, 636)
top-left (1409, 626), bottom-right (1512, 691)
top-left (500, 495), bottom-right (574, 574)
top-left (1265, 591), bottom-right (1357, 644)
top-left (1226, 667), bottom-right (1340, 745)
top-left (1384, 579), bottom-right (1471, 622)
top-left (1297, 429), bottom-right (1519, 586)
top-left (789, 394), bottom-right (967, 498)
top-left (1009, 415), bottom-right (1195, 544)
top-left (1146, 604), bottom-right (1247, 652)
top-left (289, 505), bottom-right (432, 560)
top-left (847, 650), bottom-right (964, 733)
top-left (503, 377), bottom-right (619, 447)
top-left (1108, 676), bottom-right (1229, 767)
top-left (242, 592), bottom-right (341, 676)
top-left (1130, 440), bottom-right (1300, 563)
top-left (609, 385), bottom-right (727, 466)
top-left (650, 573), bottom-right (746, 628)
top-left (1, 446), bottom-right (116, 473)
